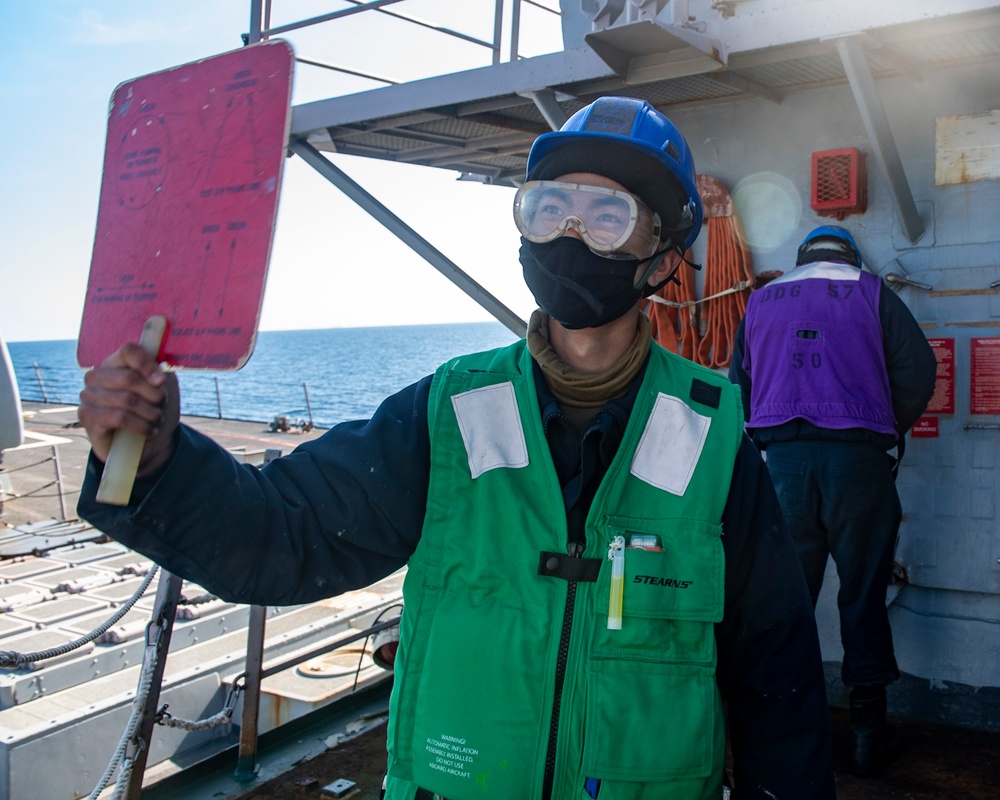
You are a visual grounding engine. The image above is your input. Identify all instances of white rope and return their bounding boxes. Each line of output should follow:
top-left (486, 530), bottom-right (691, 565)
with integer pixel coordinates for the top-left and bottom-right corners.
top-left (109, 759), bottom-right (136, 800)
top-left (157, 686), bottom-right (240, 732)
top-left (647, 279), bottom-right (752, 309)
top-left (88, 641), bottom-right (159, 800)
top-left (83, 572), bottom-right (234, 798)
top-left (159, 707), bottom-right (234, 731)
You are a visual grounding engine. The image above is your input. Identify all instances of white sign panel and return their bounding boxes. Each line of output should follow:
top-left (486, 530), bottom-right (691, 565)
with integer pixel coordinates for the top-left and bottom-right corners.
top-left (936, 110), bottom-right (1000, 186)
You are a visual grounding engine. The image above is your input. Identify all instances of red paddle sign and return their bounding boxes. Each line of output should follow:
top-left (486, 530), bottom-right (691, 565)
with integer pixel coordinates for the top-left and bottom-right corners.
top-left (77, 39), bottom-right (294, 370)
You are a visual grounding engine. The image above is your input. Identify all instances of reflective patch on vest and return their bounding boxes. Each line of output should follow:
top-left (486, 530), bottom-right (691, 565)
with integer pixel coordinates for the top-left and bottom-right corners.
top-left (630, 393), bottom-right (711, 496)
top-left (769, 261), bottom-right (861, 285)
top-left (451, 382), bottom-right (529, 479)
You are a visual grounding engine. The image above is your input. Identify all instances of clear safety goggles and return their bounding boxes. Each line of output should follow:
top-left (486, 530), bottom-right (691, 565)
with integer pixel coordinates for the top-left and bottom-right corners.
top-left (513, 180), bottom-right (661, 259)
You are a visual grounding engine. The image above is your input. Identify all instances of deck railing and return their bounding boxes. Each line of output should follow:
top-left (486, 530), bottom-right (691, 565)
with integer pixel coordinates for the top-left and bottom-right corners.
top-left (245, 0), bottom-right (561, 82)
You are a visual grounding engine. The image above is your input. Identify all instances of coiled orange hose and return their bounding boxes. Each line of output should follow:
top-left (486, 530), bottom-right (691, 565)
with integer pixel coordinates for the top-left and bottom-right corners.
top-left (645, 175), bottom-right (754, 370)
top-left (644, 261), bottom-right (700, 361)
top-left (695, 214), bottom-right (755, 369)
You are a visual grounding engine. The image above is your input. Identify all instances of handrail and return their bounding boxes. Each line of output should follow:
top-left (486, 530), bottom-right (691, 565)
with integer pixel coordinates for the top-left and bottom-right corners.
top-left (0, 532), bottom-right (403, 797)
top-left (105, 570), bottom-right (400, 797)
top-left (252, 0), bottom-right (409, 39)
top-left (246, 1), bottom-right (558, 67)
top-left (229, 608), bottom-right (402, 781)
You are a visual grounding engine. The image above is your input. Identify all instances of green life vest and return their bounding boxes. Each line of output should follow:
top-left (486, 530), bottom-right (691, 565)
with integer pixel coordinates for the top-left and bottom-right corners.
top-left (384, 340), bottom-right (743, 800)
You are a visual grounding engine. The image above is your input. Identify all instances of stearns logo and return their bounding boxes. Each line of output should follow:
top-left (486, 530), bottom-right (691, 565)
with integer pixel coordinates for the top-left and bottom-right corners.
top-left (633, 575), bottom-right (693, 589)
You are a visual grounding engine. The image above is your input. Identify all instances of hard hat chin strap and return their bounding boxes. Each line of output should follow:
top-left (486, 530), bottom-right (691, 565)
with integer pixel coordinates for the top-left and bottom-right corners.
top-left (638, 241), bottom-right (701, 297)
top-left (633, 248), bottom-right (670, 292)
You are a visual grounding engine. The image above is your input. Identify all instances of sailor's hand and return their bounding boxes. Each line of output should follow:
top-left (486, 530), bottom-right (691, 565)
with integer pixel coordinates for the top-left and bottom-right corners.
top-left (78, 343), bottom-right (180, 475)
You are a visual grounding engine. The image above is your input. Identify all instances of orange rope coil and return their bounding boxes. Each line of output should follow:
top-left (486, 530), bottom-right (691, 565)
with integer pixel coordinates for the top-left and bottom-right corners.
top-left (645, 175), bottom-right (754, 370)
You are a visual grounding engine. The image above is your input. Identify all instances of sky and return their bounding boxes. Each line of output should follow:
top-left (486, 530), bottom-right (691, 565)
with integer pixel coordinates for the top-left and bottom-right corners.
top-left (1, 1), bottom-right (564, 343)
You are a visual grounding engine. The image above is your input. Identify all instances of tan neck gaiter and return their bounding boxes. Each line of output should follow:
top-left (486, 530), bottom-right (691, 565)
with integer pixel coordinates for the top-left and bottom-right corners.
top-left (526, 310), bottom-right (650, 426)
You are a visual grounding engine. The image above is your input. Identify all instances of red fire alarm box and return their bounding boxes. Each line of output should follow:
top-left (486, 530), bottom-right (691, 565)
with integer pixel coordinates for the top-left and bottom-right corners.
top-left (811, 147), bottom-right (867, 219)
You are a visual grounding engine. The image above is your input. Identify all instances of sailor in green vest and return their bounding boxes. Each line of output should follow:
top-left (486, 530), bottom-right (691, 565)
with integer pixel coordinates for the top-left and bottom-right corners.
top-left (78, 97), bottom-right (835, 799)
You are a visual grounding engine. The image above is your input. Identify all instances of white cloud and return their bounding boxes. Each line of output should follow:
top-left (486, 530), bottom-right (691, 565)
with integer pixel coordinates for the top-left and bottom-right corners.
top-left (70, 8), bottom-right (193, 46)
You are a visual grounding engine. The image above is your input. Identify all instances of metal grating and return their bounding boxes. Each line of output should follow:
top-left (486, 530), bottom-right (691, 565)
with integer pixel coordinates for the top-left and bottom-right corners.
top-left (900, 26), bottom-right (1000, 63)
top-left (608, 76), bottom-right (745, 106)
top-left (475, 101), bottom-right (553, 126)
top-left (736, 52), bottom-right (848, 89)
top-left (332, 129), bottom-right (439, 153)
top-left (408, 115), bottom-right (530, 139)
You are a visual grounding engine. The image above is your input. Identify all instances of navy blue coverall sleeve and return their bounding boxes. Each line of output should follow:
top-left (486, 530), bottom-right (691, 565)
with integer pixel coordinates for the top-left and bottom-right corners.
top-left (879, 287), bottom-right (936, 434)
top-left (79, 376), bottom-right (434, 606)
top-left (730, 317), bottom-right (753, 423)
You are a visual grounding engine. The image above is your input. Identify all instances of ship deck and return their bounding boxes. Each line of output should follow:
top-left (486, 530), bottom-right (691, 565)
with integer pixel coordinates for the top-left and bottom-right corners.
top-left (3, 403), bottom-right (998, 799)
top-left (226, 707), bottom-right (1000, 800)
top-left (0, 402), bottom-right (401, 800)
top-left (1, 400), bottom-right (329, 532)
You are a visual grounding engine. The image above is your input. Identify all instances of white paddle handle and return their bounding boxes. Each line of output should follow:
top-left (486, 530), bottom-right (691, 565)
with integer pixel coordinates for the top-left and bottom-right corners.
top-left (95, 315), bottom-right (168, 506)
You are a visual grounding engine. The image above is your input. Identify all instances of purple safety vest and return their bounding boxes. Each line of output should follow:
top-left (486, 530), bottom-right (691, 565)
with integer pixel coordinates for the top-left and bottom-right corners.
top-left (742, 261), bottom-right (897, 438)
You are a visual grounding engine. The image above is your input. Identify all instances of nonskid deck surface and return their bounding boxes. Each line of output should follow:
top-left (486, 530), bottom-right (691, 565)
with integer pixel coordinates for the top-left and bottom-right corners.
top-left (222, 707), bottom-right (1000, 800)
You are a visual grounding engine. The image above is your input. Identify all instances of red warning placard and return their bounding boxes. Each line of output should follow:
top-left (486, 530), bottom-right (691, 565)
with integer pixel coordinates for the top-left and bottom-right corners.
top-left (910, 416), bottom-right (939, 438)
top-left (970, 337), bottom-right (1000, 415)
top-left (925, 338), bottom-right (955, 414)
top-left (78, 40), bottom-right (294, 370)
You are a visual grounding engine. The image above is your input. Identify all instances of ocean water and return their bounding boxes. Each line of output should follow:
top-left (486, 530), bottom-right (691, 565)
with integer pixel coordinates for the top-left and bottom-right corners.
top-left (8, 323), bottom-right (517, 429)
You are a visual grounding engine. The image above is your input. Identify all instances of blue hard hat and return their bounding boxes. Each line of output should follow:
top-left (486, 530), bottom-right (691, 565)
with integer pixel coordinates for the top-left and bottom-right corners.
top-left (797, 225), bottom-right (862, 268)
top-left (525, 97), bottom-right (703, 250)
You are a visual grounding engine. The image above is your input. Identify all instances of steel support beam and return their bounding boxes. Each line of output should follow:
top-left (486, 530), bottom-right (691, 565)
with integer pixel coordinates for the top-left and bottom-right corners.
top-left (123, 571), bottom-right (184, 800)
top-left (837, 36), bottom-right (924, 243)
top-left (247, 0), bottom-right (264, 44)
top-left (520, 89), bottom-right (569, 131)
top-left (291, 140), bottom-right (527, 338)
top-left (234, 604), bottom-right (268, 780)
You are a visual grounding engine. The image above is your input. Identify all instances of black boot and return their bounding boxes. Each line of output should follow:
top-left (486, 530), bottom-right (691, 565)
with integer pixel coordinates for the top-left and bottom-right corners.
top-left (849, 685), bottom-right (902, 777)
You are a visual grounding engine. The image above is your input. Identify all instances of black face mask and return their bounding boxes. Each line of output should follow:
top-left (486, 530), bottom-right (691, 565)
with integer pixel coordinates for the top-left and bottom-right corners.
top-left (520, 237), bottom-right (661, 330)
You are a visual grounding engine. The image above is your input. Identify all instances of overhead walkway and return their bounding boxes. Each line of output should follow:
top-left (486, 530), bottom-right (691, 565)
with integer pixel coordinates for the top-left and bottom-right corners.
top-left (261, 0), bottom-right (1000, 267)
